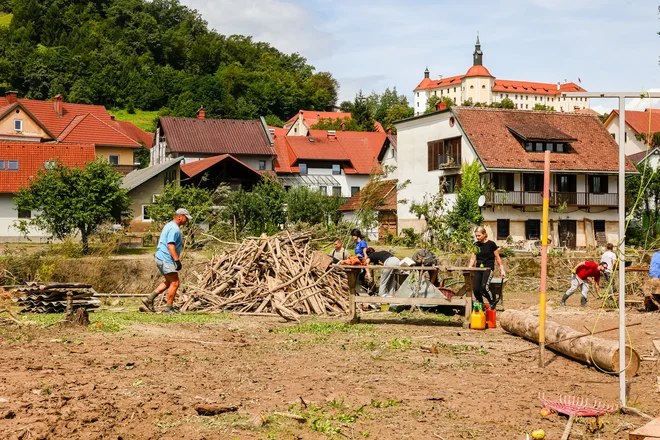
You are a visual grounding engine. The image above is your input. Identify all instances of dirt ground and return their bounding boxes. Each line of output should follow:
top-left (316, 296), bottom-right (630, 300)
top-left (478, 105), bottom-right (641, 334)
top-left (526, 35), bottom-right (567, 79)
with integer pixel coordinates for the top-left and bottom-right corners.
top-left (0, 289), bottom-right (659, 440)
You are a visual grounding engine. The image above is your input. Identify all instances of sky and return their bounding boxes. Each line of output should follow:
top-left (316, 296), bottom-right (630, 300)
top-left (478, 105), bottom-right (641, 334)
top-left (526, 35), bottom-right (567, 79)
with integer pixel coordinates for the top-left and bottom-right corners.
top-left (180, 0), bottom-right (659, 114)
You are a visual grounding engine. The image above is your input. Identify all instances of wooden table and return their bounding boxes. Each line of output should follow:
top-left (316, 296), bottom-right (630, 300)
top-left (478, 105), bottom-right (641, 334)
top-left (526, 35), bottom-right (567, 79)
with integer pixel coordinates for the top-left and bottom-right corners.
top-left (333, 265), bottom-right (487, 327)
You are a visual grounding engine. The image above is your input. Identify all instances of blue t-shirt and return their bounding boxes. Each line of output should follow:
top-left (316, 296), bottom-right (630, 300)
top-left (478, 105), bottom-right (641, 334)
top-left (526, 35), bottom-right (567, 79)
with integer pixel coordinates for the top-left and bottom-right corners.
top-left (650, 252), bottom-right (660, 278)
top-left (354, 239), bottom-right (368, 259)
top-left (155, 221), bottom-right (183, 263)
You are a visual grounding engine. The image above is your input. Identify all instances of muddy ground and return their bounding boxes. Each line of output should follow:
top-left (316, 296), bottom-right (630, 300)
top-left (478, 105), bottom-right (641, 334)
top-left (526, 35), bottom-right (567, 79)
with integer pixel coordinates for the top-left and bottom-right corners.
top-left (0, 289), bottom-right (659, 440)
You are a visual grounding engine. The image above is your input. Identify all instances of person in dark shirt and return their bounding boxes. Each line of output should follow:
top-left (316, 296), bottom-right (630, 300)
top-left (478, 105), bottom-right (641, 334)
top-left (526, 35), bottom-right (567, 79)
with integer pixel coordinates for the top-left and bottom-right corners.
top-left (365, 247), bottom-right (401, 297)
top-left (468, 226), bottom-right (506, 309)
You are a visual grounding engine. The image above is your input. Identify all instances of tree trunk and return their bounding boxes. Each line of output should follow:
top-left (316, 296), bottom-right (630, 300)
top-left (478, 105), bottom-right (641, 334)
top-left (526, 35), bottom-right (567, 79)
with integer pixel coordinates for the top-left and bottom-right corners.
top-left (500, 310), bottom-right (640, 377)
top-left (81, 232), bottom-right (89, 254)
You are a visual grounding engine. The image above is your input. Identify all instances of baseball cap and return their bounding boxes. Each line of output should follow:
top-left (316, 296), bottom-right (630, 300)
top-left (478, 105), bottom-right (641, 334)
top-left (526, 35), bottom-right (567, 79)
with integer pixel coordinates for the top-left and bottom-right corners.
top-left (176, 208), bottom-right (192, 220)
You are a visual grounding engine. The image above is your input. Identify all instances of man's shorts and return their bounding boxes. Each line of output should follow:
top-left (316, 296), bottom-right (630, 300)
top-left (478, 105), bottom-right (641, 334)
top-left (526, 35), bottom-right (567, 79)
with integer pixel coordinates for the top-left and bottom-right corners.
top-left (155, 257), bottom-right (178, 276)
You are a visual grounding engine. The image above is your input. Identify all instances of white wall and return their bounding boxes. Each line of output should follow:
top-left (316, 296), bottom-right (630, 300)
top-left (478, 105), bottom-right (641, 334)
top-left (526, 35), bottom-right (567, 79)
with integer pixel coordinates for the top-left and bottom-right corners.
top-left (340, 211), bottom-right (379, 241)
top-left (605, 116), bottom-right (645, 156)
top-left (395, 110), bottom-right (477, 232)
top-left (0, 194), bottom-right (49, 241)
top-left (380, 144), bottom-right (398, 179)
top-left (304, 166), bottom-right (370, 198)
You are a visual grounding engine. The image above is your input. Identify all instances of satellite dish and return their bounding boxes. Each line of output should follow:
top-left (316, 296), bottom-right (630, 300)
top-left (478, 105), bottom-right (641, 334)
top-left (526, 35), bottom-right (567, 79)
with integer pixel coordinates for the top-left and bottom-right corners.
top-left (477, 195), bottom-right (486, 207)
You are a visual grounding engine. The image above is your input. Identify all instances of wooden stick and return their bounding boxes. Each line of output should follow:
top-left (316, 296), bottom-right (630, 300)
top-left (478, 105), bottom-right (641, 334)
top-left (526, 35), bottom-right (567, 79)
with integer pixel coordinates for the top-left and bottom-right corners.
top-left (560, 414), bottom-right (575, 440)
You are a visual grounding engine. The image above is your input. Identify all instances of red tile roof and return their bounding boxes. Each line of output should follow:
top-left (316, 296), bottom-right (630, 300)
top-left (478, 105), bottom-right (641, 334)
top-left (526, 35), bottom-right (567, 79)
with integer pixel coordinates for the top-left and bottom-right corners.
top-left (414, 74), bottom-right (464, 91)
top-left (0, 143), bottom-right (96, 193)
top-left (284, 110), bottom-right (352, 127)
top-left (270, 128), bottom-right (387, 175)
top-left (113, 120), bottom-right (154, 147)
top-left (464, 65), bottom-right (494, 78)
top-left (57, 113), bottom-right (140, 147)
top-left (452, 107), bottom-right (636, 172)
top-left (0, 97), bottom-right (111, 138)
top-left (607, 109), bottom-right (660, 136)
top-left (159, 117), bottom-right (275, 156)
top-left (180, 154), bottom-right (260, 179)
top-left (492, 80), bottom-right (585, 96)
top-left (339, 180), bottom-right (397, 211)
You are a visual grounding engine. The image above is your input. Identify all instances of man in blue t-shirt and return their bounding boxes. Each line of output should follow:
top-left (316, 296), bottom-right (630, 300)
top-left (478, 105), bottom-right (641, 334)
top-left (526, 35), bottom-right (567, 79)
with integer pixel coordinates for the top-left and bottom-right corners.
top-left (650, 251), bottom-right (660, 279)
top-left (142, 208), bottom-right (191, 314)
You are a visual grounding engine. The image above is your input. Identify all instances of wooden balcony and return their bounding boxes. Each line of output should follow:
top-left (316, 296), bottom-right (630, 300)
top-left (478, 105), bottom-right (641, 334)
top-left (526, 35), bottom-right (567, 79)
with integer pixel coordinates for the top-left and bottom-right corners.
top-left (487, 191), bottom-right (618, 207)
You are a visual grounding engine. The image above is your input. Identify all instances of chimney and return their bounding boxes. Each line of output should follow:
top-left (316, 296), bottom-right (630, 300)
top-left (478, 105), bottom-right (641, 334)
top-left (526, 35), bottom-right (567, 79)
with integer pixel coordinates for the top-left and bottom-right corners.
top-left (386, 127), bottom-right (392, 135)
top-left (268, 127), bottom-right (276, 138)
top-left (54, 94), bottom-right (63, 116)
top-left (196, 107), bottom-right (205, 119)
top-left (435, 101), bottom-right (447, 111)
top-left (6, 91), bottom-right (17, 105)
top-left (340, 122), bottom-right (346, 132)
top-left (438, 75), bottom-right (443, 81)
top-left (557, 82), bottom-right (560, 91)
top-left (110, 114), bottom-right (116, 121)
top-left (327, 130), bottom-right (336, 139)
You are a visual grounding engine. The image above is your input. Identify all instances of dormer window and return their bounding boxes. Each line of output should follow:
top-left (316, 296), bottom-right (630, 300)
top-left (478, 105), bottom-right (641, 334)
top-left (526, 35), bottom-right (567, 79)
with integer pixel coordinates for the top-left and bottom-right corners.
top-left (14, 120), bottom-right (22, 131)
top-left (509, 123), bottom-right (575, 154)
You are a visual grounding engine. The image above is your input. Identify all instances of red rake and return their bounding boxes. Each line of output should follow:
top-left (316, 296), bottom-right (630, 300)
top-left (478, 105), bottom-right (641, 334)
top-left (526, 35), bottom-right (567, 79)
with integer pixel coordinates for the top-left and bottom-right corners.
top-left (538, 393), bottom-right (618, 440)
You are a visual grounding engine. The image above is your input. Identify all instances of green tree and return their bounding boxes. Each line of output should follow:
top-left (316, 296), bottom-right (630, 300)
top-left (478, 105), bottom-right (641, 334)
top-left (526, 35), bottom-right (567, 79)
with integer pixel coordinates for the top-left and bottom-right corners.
top-left (490, 98), bottom-right (514, 109)
top-left (14, 158), bottom-right (130, 253)
top-left (626, 161), bottom-right (660, 239)
top-left (311, 116), bottom-right (363, 132)
top-left (351, 90), bottom-right (375, 131)
top-left (264, 114), bottom-right (284, 128)
top-left (286, 186), bottom-right (342, 225)
top-left (148, 181), bottom-right (216, 226)
top-left (224, 177), bottom-right (286, 235)
top-left (533, 104), bottom-right (555, 111)
top-left (445, 160), bottom-right (486, 250)
top-left (339, 100), bottom-right (353, 112)
top-left (384, 103), bottom-right (414, 132)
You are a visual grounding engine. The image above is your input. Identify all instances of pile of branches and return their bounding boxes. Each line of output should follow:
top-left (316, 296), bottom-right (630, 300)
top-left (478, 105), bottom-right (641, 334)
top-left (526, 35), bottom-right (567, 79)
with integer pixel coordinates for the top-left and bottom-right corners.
top-left (180, 231), bottom-right (349, 319)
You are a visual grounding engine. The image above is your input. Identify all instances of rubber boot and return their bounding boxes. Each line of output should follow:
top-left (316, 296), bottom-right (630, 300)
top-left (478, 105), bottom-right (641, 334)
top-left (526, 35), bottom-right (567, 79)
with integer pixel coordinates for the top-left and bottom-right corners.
top-left (560, 293), bottom-right (569, 307)
top-left (163, 304), bottom-right (178, 314)
top-left (141, 291), bottom-right (159, 312)
top-left (580, 296), bottom-right (587, 307)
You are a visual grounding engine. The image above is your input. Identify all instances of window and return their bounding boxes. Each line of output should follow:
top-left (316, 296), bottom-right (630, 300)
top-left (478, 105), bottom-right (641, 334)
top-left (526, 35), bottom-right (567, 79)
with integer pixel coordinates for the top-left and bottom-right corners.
top-left (525, 142), bottom-right (533, 152)
top-left (492, 173), bottom-right (514, 191)
top-left (525, 104), bottom-right (528, 109)
top-left (299, 163), bottom-right (307, 175)
top-left (556, 143), bottom-right (564, 152)
top-left (44, 160), bottom-right (56, 169)
top-left (470, 85), bottom-right (474, 89)
top-left (8, 160), bottom-right (18, 170)
top-left (535, 96), bottom-right (538, 101)
top-left (17, 209), bottom-right (31, 219)
top-left (482, 85), bottom-right (486, 89)
top-left (164, 169), bottom-right (176, 184)
top-left (434, 91), bottom-right (437, 96)
top-left (515, 95), bottom-right (518, 100)
top-left (109, 155), bottom-right (119, 165)
top-left (351, 186), bottom-right (360, 197)
top-left (14, 119), bottom-right (22, 131)
top-left (332, 186), bottom-right (341, 197)
top-left (594, 220), bottom-right (605, 233)
top-left (442, 175), bottom-right (461, 193)
top-left (417, 92), bottom-right (419, 97)
top-left (417, 102), bottom-right (419, 108)
top-left (526, 95), bottom-right (529, 100)
top-left (588, 175), bottom-right (608, 194)
top-left (500, 94), bottom-right (503, 99)
top-left (497, 219), bottom-right (510, 240)
top-left (515, 103), bottom-right (519, 109)
top-left (556, 174), bottom-right (576, 192)
top-left (428, 137), bottom-right (461, 171)
top-left (624, 132), bottom-right (627, 142)
top-left (454, 87), bottom-right (456, 92)
top-left (258, 160), bottom-right (266, 171)
top-left (525, 220), bottom-right (541, 240)
top-left (142, 205), bottom-right (152, 222)
top-left (319, 186), bottom-right (327, 194)
top-left (524, 174), bottom-right (544, 191)
top-left (0, 160), bottom-right (6, 170)
top-left (535, 142), bottom-right (543, 152)
top-left (332, 164), bottom-right (341, 175)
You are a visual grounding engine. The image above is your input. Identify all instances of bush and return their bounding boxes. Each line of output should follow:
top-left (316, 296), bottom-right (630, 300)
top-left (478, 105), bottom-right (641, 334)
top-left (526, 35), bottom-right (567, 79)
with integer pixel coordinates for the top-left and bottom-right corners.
top-left (223, 177), bottom-right (286, 236)
top-left (498, 246), bottom-right (514, 258)
top-left (399, 228), bottom-right (420, 248)
top-left (287, 186), bottom-right (343, 226)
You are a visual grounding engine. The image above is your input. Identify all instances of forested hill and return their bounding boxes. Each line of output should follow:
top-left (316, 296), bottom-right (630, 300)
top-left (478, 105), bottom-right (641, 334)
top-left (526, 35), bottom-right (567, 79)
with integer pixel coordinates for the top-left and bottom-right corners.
top-left (0, 0), bottom-right (339, 122)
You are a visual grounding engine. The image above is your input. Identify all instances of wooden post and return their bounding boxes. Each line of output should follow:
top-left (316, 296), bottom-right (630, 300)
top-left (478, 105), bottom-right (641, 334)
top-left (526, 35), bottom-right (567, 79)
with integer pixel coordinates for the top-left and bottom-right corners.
top-left (540, 150), bottom-right (550, 367)
top-left (346, 269), bottom-right (359, 324)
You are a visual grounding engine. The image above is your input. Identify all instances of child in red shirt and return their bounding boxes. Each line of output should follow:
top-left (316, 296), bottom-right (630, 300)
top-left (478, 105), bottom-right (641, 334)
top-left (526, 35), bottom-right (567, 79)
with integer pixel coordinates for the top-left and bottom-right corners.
top-left (561, 261), bottom-right (607, 307)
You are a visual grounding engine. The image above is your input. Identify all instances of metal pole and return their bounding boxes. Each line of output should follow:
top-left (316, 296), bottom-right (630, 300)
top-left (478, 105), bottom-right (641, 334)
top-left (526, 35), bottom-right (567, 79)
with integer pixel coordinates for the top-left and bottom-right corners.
top-left (617, 96), bottom-right (626, 406)
top-left (539, 150), bottom-right (550, 367)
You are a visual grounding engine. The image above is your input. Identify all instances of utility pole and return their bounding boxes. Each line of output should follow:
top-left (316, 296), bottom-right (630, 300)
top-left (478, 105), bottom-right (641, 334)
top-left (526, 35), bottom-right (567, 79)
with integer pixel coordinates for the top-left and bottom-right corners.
top-left (563, 91), bottom-right (660, 407)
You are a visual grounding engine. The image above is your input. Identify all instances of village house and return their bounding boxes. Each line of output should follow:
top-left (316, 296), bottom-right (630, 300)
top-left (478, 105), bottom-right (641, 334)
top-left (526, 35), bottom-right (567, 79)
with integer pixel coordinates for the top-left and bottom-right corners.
top-left (0, 143), bottom-right (96, 241)
top-left (283, 109), bottom-right (386, 136)
top-left (395, 107), bottom-right (636, 249)
top-left (338, 179), bottom-right (398, 241)
top-left (270, 127), bottom-right (391, 198)
top-left (150, 109), bottom-right (276, 172)
top-left (414, 37), bottom-right (589, 115)
top-left (0, 91), bottom-right (147, 174)
top-left (603, 109), bottom-right (660, 167)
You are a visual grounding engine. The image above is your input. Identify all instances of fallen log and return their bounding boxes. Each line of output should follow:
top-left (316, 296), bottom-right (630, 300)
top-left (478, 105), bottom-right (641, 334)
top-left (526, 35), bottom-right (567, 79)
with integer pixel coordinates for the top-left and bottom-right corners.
top-left (500, 310), bottom-right (640, 377)
top-left (194, 404), bottom-right (238, 416)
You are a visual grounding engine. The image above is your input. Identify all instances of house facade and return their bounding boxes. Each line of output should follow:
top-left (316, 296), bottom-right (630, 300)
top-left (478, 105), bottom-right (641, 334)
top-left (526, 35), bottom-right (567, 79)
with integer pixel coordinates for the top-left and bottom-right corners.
top-left (0, 92), bottom-right (147, 174)
top-left (283, 110), bottom-right (386, 136)
top-left (603, 109), bottom-right (660, 158)
top-left (150, 111), bottom-right (276, 172)
top-left (0, 143), bottom-right (96, 241)
top-left (395, 107), bottom-right (636, 249)
top-left (121, 158), bottom-right (183, 232)
top-left (271, 127), bottom-right (390, 198)
top-left (414, 37), bottom-right (589, 115)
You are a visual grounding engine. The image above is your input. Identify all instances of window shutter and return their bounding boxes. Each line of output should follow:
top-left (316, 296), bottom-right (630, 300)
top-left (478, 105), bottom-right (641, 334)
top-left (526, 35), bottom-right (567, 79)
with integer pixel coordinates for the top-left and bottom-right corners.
top-left (428, 142), bottom-right (434, 171)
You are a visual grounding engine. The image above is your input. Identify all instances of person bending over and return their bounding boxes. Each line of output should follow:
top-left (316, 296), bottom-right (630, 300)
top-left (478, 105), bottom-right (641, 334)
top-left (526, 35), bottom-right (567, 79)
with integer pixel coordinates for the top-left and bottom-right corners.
top-left (365, 247), bottom-right (400, 297)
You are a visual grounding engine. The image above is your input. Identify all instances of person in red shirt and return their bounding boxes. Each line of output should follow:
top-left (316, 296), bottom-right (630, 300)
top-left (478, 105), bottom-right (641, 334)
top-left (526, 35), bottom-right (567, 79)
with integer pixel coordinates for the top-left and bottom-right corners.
top-left (561, 261), bottom-right (608, 307)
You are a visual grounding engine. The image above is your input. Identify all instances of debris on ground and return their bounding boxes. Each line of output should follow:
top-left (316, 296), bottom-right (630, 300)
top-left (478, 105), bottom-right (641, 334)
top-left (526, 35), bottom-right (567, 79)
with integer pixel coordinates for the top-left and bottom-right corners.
top-left (180, 232), bottom-right (348, 318)
top-left (642, 278), bottom-right (660, 312)
top-left (11, 282), bottom-right (100, 313)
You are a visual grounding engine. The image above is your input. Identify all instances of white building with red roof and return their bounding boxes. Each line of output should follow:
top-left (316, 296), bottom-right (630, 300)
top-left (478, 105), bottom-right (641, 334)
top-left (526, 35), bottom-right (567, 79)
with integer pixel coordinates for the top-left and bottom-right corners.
top-left (395, 107), bottom-right (636, 249)
top-left (283, 110), bottom-right (386, 136)
top-left (603, 109), bottom-right (660, 161)
top-left (414, 37), bottom-right (589, 115)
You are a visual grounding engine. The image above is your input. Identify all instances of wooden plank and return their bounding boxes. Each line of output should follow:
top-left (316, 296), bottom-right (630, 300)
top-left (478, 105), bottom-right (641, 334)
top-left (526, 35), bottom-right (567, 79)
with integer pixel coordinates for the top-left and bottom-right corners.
top-left (653, 340), bottom-right (660, 356)
top-left (626, 267), bottom-right (650, 272)
top-left (354, 296), bottom-right (469, 307)
top-left (630, 417), bottom-right (660, 440)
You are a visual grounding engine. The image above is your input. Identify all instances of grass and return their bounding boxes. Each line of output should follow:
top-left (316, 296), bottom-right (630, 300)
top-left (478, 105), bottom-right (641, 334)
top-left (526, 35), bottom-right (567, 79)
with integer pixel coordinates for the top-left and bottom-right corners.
top-left (20, 310), bottom-right (232, 332)
top-left (272, 321), bottom-right (375, 335)
top-left (114, 246), bottom-right (157, 256)
top-left (110, 108), bottom-right (159, 132)
top-left (0, 13), bottom-right (12, 28)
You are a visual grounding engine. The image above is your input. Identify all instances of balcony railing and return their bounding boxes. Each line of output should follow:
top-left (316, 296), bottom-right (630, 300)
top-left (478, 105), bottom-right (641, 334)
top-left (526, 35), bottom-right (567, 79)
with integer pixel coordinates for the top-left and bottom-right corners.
top-left (487, 191), bottom-right (618, 207)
